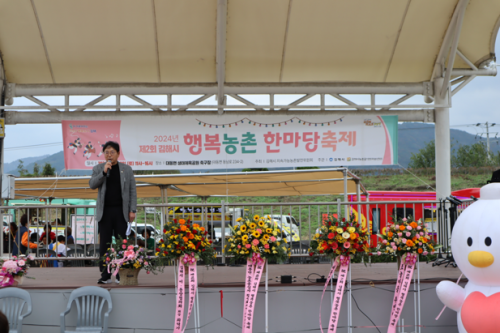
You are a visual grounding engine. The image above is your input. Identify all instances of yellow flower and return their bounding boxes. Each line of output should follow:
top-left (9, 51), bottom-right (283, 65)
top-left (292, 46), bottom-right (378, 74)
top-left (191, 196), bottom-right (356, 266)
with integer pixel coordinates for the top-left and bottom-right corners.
top-left (155, 252), bottom-right (159, 256)
top-left (252, 231), bottom-right (261, 238)
top-left (240, 225), bottom-right (247, 232)
top-left (253, 215), bottom-right (260, 221)
top-left (336, 228), bottom-right (343, 233)
top-left (258, 220), bottom-right (265, 227)
top-left (161, 244), bottom-right (165, 248)
top-left (242, 235), bottom-right (249, 242)
top-left (266, 228), bottom-right (272, 233)
top-left (262, 234), bottom-right (270, 241)
top-left (249, 223), bottom-right (257, 229)
top-left (314, 233), bottom-right (320, 239)
top-left (347, 227), bottom-right (355, 233)
top-left (236, 217), bottom-right (243, 222)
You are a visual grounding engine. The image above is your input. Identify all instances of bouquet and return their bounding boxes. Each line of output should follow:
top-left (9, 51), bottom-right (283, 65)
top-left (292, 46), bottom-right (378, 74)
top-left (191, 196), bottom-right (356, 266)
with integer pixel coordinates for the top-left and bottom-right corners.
top-left (224, 214), bottom-right (290, 263)
top-left (1, 255), bottom-right (33, 277)
top-left (377, 216), bottom-right (436, 258)
top-left (102, 237), bottom-right (162, 275)
top-left (161, 218), bottom-right (216, 266)
top-left (308, 216), bottom-right (370, 260)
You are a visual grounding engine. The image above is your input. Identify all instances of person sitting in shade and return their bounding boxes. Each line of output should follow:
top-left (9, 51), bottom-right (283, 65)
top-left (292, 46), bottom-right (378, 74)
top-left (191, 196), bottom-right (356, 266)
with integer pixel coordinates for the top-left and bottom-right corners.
top-left (66, 227), bottom-right (75, 245)
top-left (12, 214), bottom-right (38, 256)
top-left (142, 229), bottom-right (155, 251)
top-left (40, 224), bottom-right (56, 243)
top-left (55, 235), bottom-right (69, 268)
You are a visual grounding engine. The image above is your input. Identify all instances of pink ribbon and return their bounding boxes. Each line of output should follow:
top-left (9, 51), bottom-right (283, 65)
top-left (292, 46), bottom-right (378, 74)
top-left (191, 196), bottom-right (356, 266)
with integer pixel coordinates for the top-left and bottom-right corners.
top-left (242, 255), bottom-right (266, 333)
top-left (173, 254), bottom-right (198, 333)
top-left (319, 259), bottom-right (339, 333)
top-left (107, 252), bottom-right (136, 277)
top-left (327, 256), bottom-right (350, 333)
top-left (0, 273), bottom-right (14, 287)
top-left (387, 254), bottom-right (417, 333)
top-left (435, 274), bottom-right (463, 320)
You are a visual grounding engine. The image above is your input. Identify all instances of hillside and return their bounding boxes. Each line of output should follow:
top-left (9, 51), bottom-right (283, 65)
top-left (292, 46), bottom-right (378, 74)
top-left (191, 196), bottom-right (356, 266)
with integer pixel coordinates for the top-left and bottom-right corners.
top-left (5, 124), bottom-right (495, 176)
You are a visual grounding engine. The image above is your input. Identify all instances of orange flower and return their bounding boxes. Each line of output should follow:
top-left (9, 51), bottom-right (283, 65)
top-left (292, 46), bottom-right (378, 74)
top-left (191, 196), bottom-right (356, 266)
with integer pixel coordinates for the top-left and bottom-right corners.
top-left (388, 232), bottom-right (393, 237)
top-left (188, 233), bottom-right (195, 239)
top-left (200, 227), bottom-right (205, 232)
top-left (399, 225), bottom-right (406, 231)
top-left (406, 240), bottom-right (414, 247)
top-left (180, 225), bottom-right (187, 232)
top-left (183, 237), bottom-right (189, 243)
top-left (179, 219), bottom-right (186, 225)
top-left (421, 238), bottom-right (428, 243)
top-left (418, 248), bottom-right (423, 254)
top-left (193, 223), bottom-right (200, 228)
top-left (410, 222), bottom-right (418, 229)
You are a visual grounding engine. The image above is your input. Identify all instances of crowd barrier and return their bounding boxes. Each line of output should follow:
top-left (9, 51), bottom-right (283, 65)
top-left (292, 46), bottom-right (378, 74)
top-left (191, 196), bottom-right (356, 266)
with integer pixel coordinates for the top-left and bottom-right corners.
top-left (0, 198), bottom-right (473, 263)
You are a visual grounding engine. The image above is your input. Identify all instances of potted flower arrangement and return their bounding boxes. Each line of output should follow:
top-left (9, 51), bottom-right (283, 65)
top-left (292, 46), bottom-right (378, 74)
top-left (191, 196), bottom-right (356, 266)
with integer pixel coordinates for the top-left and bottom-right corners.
top-left (376, 216), bottom-right (439, 333)
top-left (225, 214), bottom-right (290, 333)
top-left (103, 237), bottom-right (162, 286)
top-left (0, 255), bottom-right (34, 287)
top-left (308, 215), bottom-right (370, 333)
top-left (161, 219), bottom-right (216, 333)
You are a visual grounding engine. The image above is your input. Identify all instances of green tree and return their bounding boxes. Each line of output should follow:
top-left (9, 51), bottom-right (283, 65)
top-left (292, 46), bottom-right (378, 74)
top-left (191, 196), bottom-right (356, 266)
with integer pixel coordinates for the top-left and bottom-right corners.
top-left (42, 163), bottom-right (56, 176)
top-left (451, 142), bottom-right (496, 167)
top-left (33, 163), bottom-right (40, 177)
top-left (408, 140), bottom-right (435, 169)
top-left (16, 159), bottom-right (28, 177)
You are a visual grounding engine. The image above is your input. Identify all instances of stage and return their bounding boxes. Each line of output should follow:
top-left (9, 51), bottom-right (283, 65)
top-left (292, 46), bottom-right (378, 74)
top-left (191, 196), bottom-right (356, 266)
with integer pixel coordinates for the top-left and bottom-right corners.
top-left (15, 263), bottom-right (463, 333)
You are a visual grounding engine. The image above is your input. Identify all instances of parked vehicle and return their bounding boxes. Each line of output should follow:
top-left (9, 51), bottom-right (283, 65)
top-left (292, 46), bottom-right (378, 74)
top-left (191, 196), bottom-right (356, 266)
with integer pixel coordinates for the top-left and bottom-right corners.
top-left (128, 222), bottom-right (162, 242)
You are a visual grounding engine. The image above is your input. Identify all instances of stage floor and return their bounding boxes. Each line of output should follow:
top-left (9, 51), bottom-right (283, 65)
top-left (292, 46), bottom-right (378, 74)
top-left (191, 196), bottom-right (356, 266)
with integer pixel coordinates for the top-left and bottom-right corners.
top-left (19, 261), bottom-right (464, 289)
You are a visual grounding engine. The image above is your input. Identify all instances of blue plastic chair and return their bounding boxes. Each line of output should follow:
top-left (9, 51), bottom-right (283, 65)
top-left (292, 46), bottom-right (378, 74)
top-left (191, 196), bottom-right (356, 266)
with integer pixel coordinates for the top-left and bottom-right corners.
top-left (0, 287), bottom-right (33, 333)
top-left (60, 286), bottom-right (112, 333)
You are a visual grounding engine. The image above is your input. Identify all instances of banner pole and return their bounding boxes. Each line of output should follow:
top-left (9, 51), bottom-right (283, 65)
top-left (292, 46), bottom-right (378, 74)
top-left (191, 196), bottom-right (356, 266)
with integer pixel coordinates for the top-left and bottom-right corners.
top-left (265, 260), bottom-right (268, 332)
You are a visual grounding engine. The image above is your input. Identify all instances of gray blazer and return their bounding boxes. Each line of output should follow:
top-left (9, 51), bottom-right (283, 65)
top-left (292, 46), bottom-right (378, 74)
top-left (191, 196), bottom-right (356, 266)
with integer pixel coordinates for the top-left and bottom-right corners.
top-left (89, 162), bottom-right (137, 223)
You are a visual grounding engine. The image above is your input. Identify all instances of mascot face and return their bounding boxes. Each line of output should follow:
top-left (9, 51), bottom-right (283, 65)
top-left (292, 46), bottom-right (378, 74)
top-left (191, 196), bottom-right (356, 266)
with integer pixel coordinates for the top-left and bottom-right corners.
top-left (452, 184), bottom-right (500, 286)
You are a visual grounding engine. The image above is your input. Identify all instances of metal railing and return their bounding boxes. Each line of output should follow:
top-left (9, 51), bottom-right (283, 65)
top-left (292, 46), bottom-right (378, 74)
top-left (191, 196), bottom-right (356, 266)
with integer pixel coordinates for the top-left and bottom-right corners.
top-left (0, 198), bottom-right (473, 265)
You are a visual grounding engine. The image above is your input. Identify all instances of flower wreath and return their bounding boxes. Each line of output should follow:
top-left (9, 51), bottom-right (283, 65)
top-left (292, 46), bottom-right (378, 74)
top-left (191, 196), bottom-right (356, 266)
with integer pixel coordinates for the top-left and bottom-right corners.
top-left (224, 214), bottom-right (290, 263)
top-left (308, 216), bottom-right (370, 260)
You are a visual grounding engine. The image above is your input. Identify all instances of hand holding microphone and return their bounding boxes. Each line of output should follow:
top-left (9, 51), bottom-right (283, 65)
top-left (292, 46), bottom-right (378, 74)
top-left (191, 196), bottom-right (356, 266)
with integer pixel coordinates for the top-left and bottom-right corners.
top-left (104, 159), bottom-right (112, 177)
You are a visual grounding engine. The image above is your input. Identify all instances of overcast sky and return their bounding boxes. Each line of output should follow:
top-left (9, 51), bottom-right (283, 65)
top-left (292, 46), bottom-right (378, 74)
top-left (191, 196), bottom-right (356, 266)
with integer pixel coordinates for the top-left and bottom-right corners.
top-left (4, 34), bottom-right (500, 164)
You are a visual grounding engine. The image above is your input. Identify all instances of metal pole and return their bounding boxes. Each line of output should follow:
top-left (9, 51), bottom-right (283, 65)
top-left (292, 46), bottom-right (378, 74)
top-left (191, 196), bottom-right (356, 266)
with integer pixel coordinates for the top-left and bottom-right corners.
top-left (434, 77), bottom-right (451, 201)
top-left (221, 200), bottom-right (226, 264)
top-left (265, 260), bottom-right (268, 333)
top-left (343, 169), bottom-right (349, 219)
top-left (486, 122), bottom-right (491, 159)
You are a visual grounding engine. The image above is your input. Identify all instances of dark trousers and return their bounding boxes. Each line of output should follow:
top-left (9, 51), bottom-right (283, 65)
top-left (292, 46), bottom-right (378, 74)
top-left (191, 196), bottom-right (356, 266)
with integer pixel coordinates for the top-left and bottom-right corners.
top-left (98, 206), bottom-right (127, 280)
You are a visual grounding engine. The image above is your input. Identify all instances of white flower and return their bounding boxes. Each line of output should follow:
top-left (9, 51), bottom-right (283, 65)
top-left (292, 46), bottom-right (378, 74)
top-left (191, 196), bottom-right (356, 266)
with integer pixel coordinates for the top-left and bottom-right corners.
top-left (18, 260), bottom-right (25, 266)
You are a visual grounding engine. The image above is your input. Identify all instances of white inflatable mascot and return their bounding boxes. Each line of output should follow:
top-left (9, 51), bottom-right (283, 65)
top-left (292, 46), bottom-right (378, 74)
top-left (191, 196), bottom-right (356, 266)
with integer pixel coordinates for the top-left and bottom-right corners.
top-left (436, 183), bottom-right (500, 333)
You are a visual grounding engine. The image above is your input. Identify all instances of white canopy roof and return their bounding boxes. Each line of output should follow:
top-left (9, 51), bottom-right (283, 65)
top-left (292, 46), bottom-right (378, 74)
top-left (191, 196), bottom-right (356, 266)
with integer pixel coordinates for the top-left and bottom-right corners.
top-left (0, 0), bottom-right (498, 85)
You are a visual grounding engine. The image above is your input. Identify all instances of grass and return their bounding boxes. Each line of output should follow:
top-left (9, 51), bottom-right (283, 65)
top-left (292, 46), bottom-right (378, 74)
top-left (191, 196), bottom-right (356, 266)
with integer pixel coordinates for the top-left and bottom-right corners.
top-left (134, 167), bottom-right (494, 239)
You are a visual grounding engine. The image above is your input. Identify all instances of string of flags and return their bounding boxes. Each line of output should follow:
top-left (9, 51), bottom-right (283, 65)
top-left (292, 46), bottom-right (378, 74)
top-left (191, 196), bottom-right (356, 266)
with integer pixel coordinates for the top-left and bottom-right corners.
top-left (197, 117), bottom-right (344, 129)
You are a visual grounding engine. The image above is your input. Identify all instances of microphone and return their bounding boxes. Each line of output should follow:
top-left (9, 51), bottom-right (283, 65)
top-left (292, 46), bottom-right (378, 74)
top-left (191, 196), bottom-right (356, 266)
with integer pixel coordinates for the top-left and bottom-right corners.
top-left (106, 160), bottom-right (111, 178)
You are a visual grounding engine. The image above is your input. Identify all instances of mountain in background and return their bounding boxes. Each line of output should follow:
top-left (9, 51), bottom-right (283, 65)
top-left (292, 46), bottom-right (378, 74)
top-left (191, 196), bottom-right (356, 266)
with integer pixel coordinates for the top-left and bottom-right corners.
top-left (5, 124), bottom-right (497, 176)
top-left (4, 154), bottom-right (50, 174)
top-left (397, 122), bottom-right (500, 166)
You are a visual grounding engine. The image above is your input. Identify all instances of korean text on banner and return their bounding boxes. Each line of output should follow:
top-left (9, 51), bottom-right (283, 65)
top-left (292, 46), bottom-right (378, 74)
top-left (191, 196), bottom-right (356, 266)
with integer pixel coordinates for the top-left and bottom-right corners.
top-left (62, 115), bottom-right (398, 170)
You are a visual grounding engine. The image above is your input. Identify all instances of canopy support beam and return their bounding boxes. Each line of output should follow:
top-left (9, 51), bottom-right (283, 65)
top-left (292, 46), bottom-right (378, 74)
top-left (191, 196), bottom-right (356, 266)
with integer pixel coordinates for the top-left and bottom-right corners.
top-left (216, 0), bottom-right (227, 115)
top-left (434, 77), bottom-right (451, 200)
top-left (4, 109), bottom-right (435, 124)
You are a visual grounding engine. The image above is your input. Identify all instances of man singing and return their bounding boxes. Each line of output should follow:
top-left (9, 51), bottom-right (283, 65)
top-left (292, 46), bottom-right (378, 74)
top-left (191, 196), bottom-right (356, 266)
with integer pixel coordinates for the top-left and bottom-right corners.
top-left (89, 141), bottom-right (137, 284)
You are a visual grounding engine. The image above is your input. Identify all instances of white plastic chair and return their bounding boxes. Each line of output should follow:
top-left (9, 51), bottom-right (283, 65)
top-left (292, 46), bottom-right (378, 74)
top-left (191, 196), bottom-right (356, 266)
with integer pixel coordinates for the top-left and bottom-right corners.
top-left (60, 286), bottom-right (112, 333)
top-left (0, 287), bottom-right (33, 333)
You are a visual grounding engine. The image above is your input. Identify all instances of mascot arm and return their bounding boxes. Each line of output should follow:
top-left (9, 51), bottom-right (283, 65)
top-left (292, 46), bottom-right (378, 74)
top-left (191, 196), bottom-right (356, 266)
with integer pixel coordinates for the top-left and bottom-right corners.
top-left (436, 280), bottom-right (466, 312)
